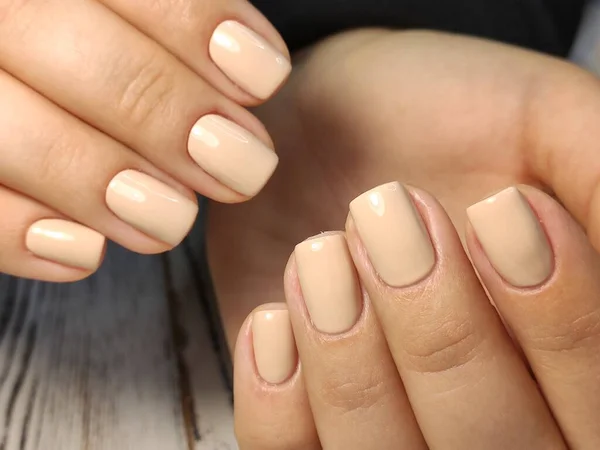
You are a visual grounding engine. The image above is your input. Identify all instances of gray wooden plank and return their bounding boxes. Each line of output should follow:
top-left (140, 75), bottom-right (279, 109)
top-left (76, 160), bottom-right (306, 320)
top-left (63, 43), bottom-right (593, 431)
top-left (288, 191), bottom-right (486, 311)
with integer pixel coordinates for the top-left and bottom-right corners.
top-left (0, 244), bottom-right (189, 450)
top-left (166, 239), bottom-right (236, 450)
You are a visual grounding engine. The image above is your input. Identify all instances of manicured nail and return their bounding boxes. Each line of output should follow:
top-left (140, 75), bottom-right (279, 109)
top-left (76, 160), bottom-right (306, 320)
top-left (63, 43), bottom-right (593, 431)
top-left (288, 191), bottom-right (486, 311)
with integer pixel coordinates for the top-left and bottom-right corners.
top-left (349, 182), bottom-right (435, 287)
top-left (295, 233), bottom-right (362, 334)
top-left (26, 219), bottom-right (105, 270)
top-left (106, 170), bottom-right (198, 246)
top-left (188, 115), bottom-right (278, 197)
top-left (467, 187), bottom-right (553, 287)
top-left (252, 310), bottom-right (297, 384)
top-left (210, 20), bottom-right (291, 100)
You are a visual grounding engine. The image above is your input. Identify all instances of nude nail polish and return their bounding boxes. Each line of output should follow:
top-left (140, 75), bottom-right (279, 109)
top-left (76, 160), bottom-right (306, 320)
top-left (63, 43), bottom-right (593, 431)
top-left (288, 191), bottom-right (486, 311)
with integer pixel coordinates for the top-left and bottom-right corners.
top-left (295, 233), bottom-right (362, 334)
top-left (252, 310), bottom-right (297, 384)
top-left (210, 21), bottom-right (291, 100)
top-left (188, 115), bottom-right (278, 197)
top-left (349, 182), bottom-right (435, 287)
top-left (26, 219), bottom-right (105, 270)
top-left (467, 187), bottom-right (553, 287)
top-left (106, 170), bottom-right (198, 246)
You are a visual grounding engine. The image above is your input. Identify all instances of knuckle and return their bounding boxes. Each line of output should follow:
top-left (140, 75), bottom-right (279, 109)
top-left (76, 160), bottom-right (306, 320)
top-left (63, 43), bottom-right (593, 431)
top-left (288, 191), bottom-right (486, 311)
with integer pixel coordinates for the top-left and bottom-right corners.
top-left (115, 53), bottom-right (175, 128)
top-left (35, 134), bottom-right (83, 188)
top-left (402, 315), bottom-right (484, 374)
top-left (526, 306), bottom-right (600, 354)
top-left (319, 370), bottom-right (387, 415)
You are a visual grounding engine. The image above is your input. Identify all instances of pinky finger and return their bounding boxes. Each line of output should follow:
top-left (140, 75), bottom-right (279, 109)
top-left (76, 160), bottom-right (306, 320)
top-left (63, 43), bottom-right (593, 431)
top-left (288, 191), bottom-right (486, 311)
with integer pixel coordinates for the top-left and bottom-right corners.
top-left (0, 185), bottom-right (105, 282)
top-left (234, 304), bottom-right (320, 450)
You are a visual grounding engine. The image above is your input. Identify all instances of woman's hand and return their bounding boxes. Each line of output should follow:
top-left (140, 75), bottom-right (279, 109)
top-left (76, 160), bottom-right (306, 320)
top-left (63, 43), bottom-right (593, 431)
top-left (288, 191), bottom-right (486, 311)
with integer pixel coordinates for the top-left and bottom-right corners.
top-left (203, 29), bottom-right (600, 447)
top-left (0, 0), bottom-right (290, 281)
top-left (234, 183), bottom-right (599, 450)
top-left (207, 29), bottom-right (600, 346)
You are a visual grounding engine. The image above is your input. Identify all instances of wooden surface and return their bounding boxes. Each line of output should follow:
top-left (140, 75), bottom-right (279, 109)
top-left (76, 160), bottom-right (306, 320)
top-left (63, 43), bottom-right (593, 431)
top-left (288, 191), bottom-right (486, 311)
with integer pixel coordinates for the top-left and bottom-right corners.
top-left (0, 217), bottom-right (236, 450)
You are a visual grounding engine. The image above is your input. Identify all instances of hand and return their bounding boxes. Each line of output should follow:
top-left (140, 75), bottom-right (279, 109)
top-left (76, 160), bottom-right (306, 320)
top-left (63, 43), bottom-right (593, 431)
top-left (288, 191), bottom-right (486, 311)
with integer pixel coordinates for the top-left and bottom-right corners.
top-left (234, 183), bottom-right (600, 449)
top-left (207, 29), bottom-right (600, 347)
top-left (0, 0), bottom-right (290, 281)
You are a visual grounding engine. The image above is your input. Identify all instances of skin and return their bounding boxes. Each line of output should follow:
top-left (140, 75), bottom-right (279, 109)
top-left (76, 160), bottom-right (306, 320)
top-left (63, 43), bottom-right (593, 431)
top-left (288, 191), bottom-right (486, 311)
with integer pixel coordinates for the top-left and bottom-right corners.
top-left (0, 0), bottom-right (289, 281)
top-left (204, 29), bottom-right (600, 448)
top-left (207, 29), bottom-right (600, 347)
top-left (234, 185), bottom-right (600, 449)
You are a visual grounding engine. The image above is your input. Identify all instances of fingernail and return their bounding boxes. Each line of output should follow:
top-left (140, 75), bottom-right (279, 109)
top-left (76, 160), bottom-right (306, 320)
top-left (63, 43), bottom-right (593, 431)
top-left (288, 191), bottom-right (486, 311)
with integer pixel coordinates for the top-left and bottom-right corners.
top-left (349, 182), bottom-right (435, 287)
top-left (188, 115), bottom-right (278, 197)
top-left (106, 170), bottom-right (198, 246)
top-left (210, 21), bottom-right (291, 100)
top-left (467, 187), bottom-right (553, 287)
top-left (26, 219), bottom-right (105, 270)
top-left (252, 310), bottom-right (297, 384)
top-left (295, 233), bottom-right (362, 334)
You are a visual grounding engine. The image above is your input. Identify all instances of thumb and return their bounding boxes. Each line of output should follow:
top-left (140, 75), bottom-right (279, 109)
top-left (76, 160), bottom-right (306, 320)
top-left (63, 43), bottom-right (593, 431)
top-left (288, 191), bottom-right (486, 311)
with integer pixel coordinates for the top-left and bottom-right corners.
top-left (526, 65), bottom-right (600, 250)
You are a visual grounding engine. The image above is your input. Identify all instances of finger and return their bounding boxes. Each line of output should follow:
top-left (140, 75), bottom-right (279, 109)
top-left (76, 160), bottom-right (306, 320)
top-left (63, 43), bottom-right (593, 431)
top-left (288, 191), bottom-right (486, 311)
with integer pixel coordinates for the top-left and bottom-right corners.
top-left (287, 232), bottom-right (427, 450)
top-left (0, 69), bottom-right (197, 253)
top-left (99, 0), bottom-right (290, 104)
top-left (0, 0), bottom-right (279, 201)
top-left (234, 304), bottom-right (320, 450)
top-left (467, 185), bottom-right (600, 449)
top-left (510, 46), bottom-right (600, 253)
top-left (279, 30), bottom-right (600, 254)
top-left (346, 182), bottom-right (565, 450)
top-left (0, 185), bottom-right (105, 282)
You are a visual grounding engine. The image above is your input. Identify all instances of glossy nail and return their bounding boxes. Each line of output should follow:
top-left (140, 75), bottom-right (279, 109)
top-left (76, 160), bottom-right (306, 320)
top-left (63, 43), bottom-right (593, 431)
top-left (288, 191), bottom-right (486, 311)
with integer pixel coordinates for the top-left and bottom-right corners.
top-left (295, 233), bottom-right (362, 334)
top-left (467, 187), bottom-right (553, 287)
top-left (188, 115), bottom-right (278, 196)
top-left (26, 219), bottom-right (105, 270)
top-left (349, 182), bottom-right (435, 287)
top-left (252, 310), bottom-right (297, 384)
top-left (210, 20), bottom-right (291, 100)
top-left (106, 170), bottom-right (198, 246)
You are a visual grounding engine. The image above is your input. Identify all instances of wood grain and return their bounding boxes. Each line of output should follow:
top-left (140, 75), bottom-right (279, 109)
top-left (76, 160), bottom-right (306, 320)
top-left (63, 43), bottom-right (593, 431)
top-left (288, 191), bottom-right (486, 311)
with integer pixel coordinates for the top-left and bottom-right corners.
top-left (0, 224), bottom-right (236, 450)
top-left (167, 240), bottom-right (236, 450)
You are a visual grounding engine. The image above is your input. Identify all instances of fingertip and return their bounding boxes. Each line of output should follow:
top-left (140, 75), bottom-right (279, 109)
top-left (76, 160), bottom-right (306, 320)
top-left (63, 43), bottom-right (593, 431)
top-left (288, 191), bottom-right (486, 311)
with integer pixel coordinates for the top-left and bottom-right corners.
top-left (7, 261), bottom-right (97, 284)
top-left (465, 185), bottom-right (596, 293)
top-left (234, 303), bottom-right (315, 450)
top-left (231, 0), bottom-right (291, 60)
top-left (235, 302), bottom-right (296, 388)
